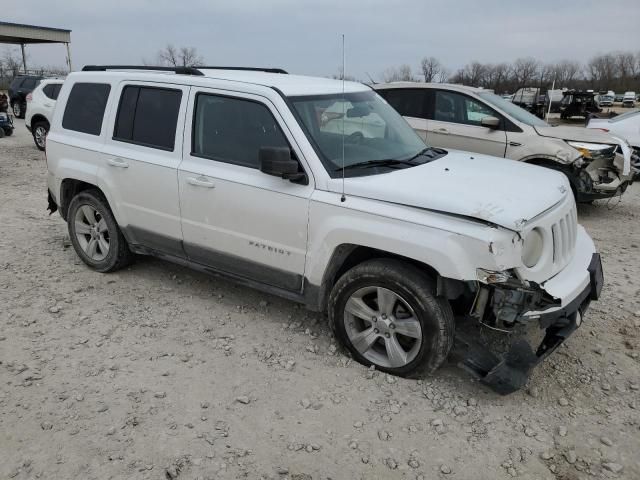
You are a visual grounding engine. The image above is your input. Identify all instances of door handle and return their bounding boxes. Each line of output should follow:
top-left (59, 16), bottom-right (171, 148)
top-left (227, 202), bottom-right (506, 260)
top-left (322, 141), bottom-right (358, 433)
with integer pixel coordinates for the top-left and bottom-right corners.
top-left (44, 103), bottom-right (52, 108)
top-left (187, 176), bottom-right (216, 188)
top-left (436, 128), bottom-right (449, 135)
top-left (107, 158), bottom-right (129, 168)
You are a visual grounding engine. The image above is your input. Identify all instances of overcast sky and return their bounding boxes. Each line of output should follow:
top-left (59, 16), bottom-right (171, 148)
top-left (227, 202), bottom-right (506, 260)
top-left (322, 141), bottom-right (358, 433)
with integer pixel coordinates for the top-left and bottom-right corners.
top-left (6, 0), bottom-right (640, 80)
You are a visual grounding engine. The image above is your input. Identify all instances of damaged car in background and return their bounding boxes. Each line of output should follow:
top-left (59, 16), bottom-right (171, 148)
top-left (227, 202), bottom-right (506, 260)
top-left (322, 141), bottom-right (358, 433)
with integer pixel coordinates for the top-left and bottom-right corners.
top-left (374, 82), bottom-right (633, 202)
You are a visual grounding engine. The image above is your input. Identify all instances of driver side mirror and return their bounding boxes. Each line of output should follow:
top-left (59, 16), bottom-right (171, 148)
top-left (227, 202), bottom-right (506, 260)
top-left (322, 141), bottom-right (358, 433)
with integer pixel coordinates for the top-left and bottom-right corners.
top-left (259, 147), bottom-right (308, 184)
top-left (481, 116), bottom-right (501, 129)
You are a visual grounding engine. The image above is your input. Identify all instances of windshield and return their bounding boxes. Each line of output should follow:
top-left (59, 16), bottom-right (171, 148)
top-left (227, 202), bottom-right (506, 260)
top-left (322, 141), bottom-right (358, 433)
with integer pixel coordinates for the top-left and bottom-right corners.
top-left (290, 90), bottom-right (433, 176)
top-left (477, 91), bottom-right (548, 127)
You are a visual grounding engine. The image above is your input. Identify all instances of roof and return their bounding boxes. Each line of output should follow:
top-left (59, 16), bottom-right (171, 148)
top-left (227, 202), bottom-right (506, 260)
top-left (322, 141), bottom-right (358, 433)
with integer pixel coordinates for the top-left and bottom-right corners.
top-left (199, 69), bottom-right (368, 96)
top-left (0, 21), bottom-right (71, 44)
top-left (75, 67), bottom-right (370, 97)
top-left (372, 82), bottom-right (487, 93)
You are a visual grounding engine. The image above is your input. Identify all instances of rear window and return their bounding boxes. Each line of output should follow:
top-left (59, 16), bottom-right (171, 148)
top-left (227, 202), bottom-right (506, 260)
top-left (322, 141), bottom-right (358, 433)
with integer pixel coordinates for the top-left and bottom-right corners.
top-left (113, 85), bottom-right (182, 151)
top-left (62, 83), bottom-right (111, 135)
top-left (21, 77), bottom-right (39, 90)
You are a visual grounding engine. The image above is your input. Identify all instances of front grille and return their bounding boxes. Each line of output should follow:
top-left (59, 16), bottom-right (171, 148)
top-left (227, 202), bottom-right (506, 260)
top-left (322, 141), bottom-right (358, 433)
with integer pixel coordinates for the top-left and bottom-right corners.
top-left (551, 205), bottom-right (577, 266)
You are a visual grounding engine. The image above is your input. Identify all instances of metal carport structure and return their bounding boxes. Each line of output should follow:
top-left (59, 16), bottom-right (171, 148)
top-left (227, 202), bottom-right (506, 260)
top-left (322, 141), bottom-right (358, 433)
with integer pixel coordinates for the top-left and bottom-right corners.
top-left (0, 21), bottom-right (72, 72)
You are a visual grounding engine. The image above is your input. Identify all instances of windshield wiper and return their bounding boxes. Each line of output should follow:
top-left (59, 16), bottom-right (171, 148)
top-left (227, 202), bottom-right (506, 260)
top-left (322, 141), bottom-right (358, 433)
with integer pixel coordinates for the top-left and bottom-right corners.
top-left (336, 159), bottom-right (416, 171)
top-left (403, 146), bottom-right (447, 162)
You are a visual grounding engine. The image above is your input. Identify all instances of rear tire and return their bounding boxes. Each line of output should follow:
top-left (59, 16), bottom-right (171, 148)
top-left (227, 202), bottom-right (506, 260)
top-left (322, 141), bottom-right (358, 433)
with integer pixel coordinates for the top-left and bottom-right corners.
top-left (32, 121), bottom-right (49, 151)
top-left (328, 258), bottom-right (455, 377)
top-left (67, 189), bottom-right (134, 273)
top-left (12, 101), bottom-right (25, 118)
top-left (0, 128), bottom-right (4, 139)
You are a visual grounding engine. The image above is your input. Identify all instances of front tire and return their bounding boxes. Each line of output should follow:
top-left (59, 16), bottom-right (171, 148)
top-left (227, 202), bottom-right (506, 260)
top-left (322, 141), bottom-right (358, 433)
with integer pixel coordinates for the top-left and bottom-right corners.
top-left (67, 190), bottom-right (134, 273)
top-left (328, 259), bottom-right (455, 377)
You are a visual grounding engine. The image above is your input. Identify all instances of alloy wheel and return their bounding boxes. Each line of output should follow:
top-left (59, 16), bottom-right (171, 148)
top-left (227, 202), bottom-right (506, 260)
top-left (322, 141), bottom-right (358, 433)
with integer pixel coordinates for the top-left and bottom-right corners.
top-left (34, 126), bottom-right (47, 149)
top-left (74, 205), bottom-right (110, 261)
top-left (344, 286), bottom-right (422, 368)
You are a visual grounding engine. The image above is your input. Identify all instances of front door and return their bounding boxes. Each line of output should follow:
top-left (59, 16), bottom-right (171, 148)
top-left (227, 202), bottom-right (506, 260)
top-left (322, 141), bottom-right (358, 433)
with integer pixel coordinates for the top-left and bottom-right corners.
top-left (426, 89), bottom-right (507, 157)
top-left (178, 89), bottom-right (313, 292)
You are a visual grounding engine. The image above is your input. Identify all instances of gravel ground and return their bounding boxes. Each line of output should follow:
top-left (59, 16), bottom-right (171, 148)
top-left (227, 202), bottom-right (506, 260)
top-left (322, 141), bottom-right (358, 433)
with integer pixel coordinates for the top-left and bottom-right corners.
top-left (1, 118), bottom-right (639, 480)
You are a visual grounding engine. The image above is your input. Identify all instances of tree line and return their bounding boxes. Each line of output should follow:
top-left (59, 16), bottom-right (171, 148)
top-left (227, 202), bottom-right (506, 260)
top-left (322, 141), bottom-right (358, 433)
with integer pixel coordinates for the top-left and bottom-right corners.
top-left (381, 51), bottom-right (640, 93)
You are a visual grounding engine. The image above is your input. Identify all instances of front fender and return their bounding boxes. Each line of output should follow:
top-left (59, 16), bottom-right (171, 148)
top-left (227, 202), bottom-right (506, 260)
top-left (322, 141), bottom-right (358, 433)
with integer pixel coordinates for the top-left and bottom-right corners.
top-left (305, 192), bottom-right (521, 287)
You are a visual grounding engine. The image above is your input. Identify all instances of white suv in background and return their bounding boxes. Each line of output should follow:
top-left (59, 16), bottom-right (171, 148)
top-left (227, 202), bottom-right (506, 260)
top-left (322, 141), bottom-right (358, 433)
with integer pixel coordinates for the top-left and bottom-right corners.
top-left (45, 66), bottom-right (603, 394)
top-left (374, 83), bottom-right (633, 202)
top-left (26, 78), bottom-right (64, 150)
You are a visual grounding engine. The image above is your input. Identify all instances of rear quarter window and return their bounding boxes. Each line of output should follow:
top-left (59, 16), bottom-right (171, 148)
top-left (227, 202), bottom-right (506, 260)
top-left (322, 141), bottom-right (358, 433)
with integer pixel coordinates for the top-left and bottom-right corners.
top-left (43, 83), bottom-right (63, 100)
top-left (62, 83), bottom-right (111, 135)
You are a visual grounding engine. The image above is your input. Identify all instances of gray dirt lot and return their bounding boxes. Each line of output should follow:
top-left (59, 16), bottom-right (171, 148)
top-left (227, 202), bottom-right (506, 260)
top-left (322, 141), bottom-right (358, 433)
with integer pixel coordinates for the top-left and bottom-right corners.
top-left (1, 118), bottom-right (639, 480)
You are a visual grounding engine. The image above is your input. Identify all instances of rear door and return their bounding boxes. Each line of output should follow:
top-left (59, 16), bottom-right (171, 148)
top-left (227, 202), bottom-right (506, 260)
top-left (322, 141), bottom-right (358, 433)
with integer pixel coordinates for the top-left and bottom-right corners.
top-left (99, 81), bottom-right (189, 257)
top-left (178, 88), bottom-right (313, 292)
top-left (376, 88), bottom-right (429, 141)
top-left (426, 89), bottom-right (507, 157)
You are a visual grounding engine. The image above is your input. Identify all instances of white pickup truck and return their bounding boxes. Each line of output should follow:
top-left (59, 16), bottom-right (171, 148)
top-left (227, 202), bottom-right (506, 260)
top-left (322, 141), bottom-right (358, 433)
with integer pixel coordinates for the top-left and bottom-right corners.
top-left (45, 66), bottom-right (603, 393)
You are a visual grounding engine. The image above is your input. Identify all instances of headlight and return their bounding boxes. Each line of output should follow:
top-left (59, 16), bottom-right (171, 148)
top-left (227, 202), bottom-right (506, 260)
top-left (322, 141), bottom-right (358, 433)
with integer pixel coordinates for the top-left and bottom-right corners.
top-left (476, 268), bottom-right (511, 284)
top-left (521, 228), bottom-right (544, 268)
top-left (566, 141), bottom-right (615, 159)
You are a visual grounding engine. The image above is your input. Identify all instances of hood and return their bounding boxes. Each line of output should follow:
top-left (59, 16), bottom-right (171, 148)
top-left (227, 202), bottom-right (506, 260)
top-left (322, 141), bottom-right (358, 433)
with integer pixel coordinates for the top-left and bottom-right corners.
top-left (338, 152), bottom-right (569, 231)
top-left (534, 125), bottom-right (622, 145)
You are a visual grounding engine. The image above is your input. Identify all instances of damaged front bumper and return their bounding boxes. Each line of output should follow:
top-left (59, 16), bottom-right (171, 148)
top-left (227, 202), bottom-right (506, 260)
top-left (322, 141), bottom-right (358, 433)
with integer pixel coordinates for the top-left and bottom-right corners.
top-left (572, 150), bottom-right (633, 202)
top-left (455, 230), bottom-right (603, 395)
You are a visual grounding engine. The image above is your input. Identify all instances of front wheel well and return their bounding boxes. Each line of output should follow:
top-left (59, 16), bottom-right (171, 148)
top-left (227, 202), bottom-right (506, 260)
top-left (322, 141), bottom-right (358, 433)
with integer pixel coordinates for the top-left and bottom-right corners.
top-left (314, 245), bottom-right (445, 312)
top-left (59, 179), bottom-right (105, 221)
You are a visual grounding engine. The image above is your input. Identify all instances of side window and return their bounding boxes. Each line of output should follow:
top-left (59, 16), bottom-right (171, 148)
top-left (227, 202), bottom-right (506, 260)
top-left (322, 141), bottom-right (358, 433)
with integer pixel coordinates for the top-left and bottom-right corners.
top-left (192, 94), bottom-right (290, 169)
top-left (62, 83), bottom-right (111, 135)
top-left (434, 91), bottom-right (496, 126)
top-left (43, 84), bottom-right (56, 100)
top-left (379, 89), bottom-right (426, 119)
top-left (113, 86), bottom-right (182, 151)
top-left (462, 96), bottom-right (496, 126)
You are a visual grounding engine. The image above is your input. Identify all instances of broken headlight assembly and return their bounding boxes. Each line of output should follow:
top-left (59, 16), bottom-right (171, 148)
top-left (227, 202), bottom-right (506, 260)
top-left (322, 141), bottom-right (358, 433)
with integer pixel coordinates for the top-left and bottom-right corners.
top-left (567, 141), bottom-right (616, 166)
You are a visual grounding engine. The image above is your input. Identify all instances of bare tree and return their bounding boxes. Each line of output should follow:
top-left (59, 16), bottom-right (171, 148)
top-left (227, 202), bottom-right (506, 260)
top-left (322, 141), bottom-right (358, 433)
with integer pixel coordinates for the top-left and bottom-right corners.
top-left (2, 47), bottom-right (23, 76)
top-left (156, 44), bottom-right (204, 67)
top-left (382, 64), bottom-right (416, 82)
top-left (511, 57), bottom-right (540, 86)
top-left (331, 66), bottom-right (356, 81)
top-left (586, 53), bottom-right (618, 89)
top-left (419, 56), bottom-right (442, 83)
top-left (463, 61), bottom-right (487, 86)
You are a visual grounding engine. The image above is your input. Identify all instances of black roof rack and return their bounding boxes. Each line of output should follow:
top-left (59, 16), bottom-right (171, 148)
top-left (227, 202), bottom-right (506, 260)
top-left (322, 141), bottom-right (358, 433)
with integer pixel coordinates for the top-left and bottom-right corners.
top-left (81, 65), bottom-right (288, 75)
top-left (82, 65), bottom-right (204, 75)
top-left (194, 66), bottom-right (288, 74)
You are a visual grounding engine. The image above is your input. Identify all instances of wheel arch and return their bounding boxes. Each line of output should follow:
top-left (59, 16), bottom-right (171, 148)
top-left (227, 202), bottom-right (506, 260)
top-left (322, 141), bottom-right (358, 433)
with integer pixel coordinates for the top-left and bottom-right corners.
top-left (30, 114), bottom-right (50, 128)
top-left (308, 244), bottom-right (465, 313)
top-left (59, 179), bottom-right (115, 222)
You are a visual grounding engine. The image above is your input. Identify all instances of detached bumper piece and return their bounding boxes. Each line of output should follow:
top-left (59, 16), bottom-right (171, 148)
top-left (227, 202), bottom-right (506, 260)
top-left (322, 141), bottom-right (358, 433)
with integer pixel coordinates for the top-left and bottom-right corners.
top-left (455, 254), bottom-right (603, 395)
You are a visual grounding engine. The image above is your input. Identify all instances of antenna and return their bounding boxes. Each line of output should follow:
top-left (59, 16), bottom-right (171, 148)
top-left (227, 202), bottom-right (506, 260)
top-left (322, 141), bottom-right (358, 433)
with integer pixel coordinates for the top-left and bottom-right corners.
top-left (340, 34), bottom-right (346, 203)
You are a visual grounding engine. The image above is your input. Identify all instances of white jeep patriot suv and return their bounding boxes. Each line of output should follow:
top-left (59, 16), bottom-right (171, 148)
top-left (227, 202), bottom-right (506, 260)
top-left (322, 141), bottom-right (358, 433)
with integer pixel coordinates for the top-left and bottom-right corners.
top-left (46, 66), bottom-right (603, 394)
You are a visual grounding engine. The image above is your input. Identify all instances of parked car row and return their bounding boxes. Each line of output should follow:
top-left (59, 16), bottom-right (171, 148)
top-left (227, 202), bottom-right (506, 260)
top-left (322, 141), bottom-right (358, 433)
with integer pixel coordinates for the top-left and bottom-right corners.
top-left (43, 65), bottom-right (607, 394)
